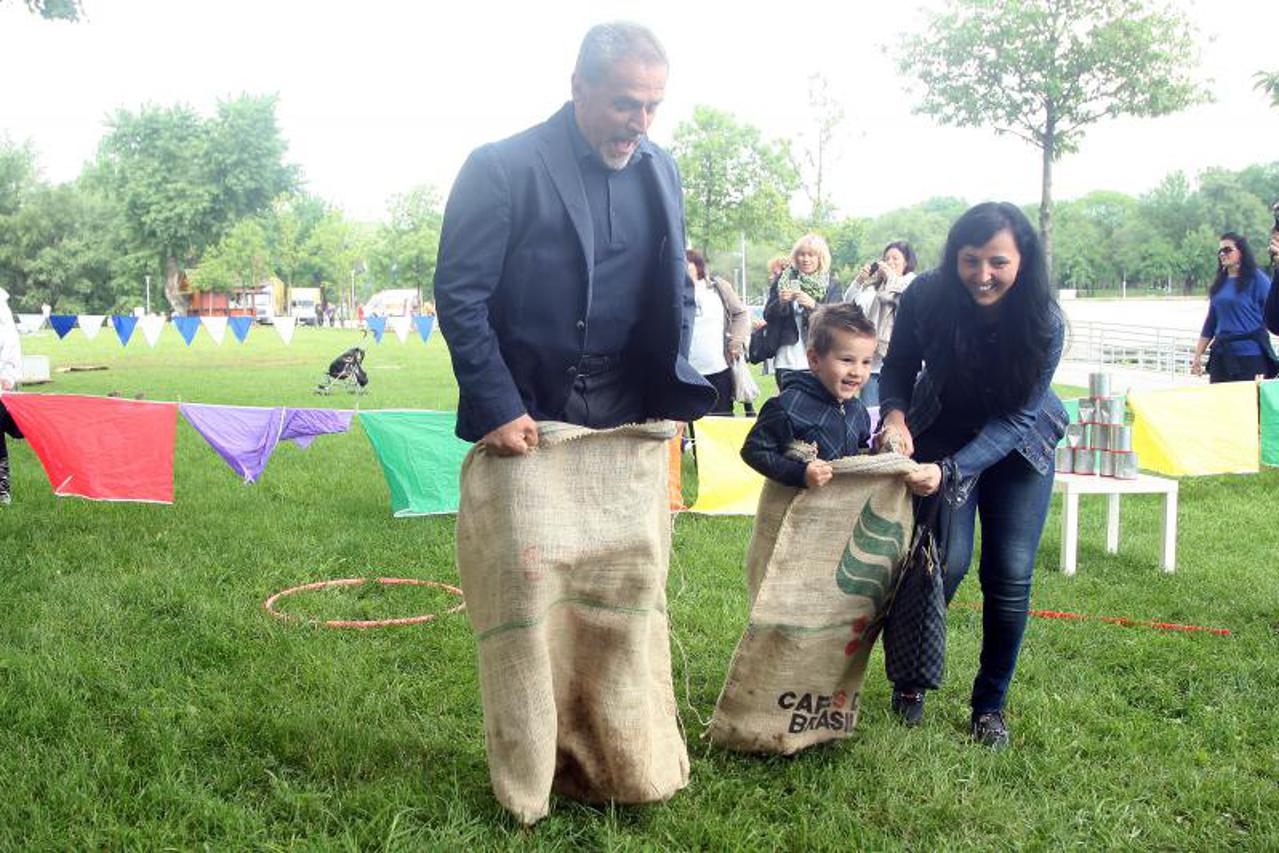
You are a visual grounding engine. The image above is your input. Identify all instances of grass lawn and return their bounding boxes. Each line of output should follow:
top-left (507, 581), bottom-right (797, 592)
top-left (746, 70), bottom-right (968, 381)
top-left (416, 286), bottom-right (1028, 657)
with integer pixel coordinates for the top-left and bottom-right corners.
top-left (2, 326), bottom-right (1276, 849)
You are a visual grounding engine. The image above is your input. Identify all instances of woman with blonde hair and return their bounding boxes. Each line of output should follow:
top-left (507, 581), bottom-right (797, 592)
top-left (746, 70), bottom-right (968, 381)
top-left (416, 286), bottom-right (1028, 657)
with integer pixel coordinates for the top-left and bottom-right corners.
top-left (762, 234), bottom-right (840, 391)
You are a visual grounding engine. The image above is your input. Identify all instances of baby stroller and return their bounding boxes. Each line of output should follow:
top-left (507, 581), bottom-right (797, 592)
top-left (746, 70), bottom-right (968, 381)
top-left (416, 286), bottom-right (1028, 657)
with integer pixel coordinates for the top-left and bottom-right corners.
top-left (316, 346), bottom-right (368, 395)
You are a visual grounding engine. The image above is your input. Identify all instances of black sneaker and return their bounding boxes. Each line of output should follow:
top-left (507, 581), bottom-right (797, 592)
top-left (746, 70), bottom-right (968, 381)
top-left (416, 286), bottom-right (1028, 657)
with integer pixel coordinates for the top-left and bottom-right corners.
top-left (890, 690), bottom-right (926, 726)
top-left (970, 711), bottom-right (1010, 750)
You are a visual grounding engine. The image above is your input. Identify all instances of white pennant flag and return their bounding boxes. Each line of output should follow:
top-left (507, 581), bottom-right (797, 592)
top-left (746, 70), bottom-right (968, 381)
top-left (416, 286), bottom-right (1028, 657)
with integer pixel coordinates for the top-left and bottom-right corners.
top-left (389, 314), bottom-right (412, 343)
top-left (79, 315), bottom-right (106, 340)
top-left (16, 313), bottom-right (44, 333)
top-left (201, 316), bottom-right (228, 346)
top-left (273, 316), bottom-right (296, 346)
top-left (140, 315), bottom-right (166, 348)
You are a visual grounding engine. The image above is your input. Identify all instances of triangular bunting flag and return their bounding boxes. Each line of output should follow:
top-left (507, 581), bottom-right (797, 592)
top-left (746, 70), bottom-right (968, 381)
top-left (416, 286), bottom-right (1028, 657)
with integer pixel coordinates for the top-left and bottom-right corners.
top-left (359, 410), bottom-right (472, 516)
top-left (79, 315), bottom-right (105, 340)
top-left (389, 314), bottom-right (412, 343)
top-left (273, 316), bottom-right (296, 346)
top-left (140, 315), bottom-right (166, 348)
top-left (173, 316), bottom-right (201, 346)
top-left (228, 316), bottom-right (252, 343)
top-left (112, 315), bottom-right (138, 346)
top-left (201, 316), bottom-right (228, 346)
top-left (414, 314), bottom-right (435, 342)
top-left (49, 315), bottom-right (77, 339)
top-left (2, 392), bottom-right (178, 503)
top-left (367, 316), bottom-right (386, 343)
top-left (16, 313), bottom-right (44, 333)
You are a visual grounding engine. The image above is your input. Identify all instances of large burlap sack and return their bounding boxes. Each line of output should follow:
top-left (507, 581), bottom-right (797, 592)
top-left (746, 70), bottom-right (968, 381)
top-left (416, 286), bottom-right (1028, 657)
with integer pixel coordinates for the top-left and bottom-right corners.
top-left (707, 452), bottom-right (918, 755)
top-left (455, 420), bottom-right (688, 825)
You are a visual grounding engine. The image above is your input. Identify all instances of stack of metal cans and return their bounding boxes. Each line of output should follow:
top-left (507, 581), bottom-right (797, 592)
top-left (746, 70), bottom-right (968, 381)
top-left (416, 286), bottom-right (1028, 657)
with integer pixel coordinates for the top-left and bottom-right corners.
top-left (1053, 372), bottom-right (1139, 479)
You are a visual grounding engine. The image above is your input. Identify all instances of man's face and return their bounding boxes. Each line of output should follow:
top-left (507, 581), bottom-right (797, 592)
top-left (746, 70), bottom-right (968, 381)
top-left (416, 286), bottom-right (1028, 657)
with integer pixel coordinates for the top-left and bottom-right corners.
top-left (572, 57), bottom-right (667, 169)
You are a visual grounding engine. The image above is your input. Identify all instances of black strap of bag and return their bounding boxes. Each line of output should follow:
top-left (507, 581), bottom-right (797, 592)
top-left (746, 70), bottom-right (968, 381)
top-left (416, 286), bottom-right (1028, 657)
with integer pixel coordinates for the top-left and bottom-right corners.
top-left (882, 492), bottom-right (947, 691)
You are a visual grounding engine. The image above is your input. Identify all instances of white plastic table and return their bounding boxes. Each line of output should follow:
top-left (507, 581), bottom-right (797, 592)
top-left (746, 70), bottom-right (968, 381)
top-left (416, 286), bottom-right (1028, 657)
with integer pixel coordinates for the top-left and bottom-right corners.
top-left (1052, 472), bottom-right (1178, 576)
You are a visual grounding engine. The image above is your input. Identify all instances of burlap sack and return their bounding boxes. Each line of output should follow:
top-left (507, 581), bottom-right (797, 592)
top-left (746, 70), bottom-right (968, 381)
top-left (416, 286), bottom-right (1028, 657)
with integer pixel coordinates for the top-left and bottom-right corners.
top-left (706, 452), bottom-right (918, 755)
top-left (455, 420), bottom-right (688, 825)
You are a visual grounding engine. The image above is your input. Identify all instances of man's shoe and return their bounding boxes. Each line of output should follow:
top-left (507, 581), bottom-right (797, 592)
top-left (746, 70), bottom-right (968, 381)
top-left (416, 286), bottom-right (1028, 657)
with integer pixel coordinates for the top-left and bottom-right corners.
top-left (890, 690), bottom-right (926, 726)
top-left (970, 711), bottom-right (1010, 750)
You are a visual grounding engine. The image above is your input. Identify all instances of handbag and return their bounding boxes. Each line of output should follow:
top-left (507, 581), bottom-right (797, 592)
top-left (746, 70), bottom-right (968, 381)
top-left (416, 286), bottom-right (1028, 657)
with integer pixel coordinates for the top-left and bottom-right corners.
top-left (730, 355), bottom-right (760, 404)
top-left (747, 325), bottom-right (775, 365)
top-left (882, 495), bottom-right (947, 690)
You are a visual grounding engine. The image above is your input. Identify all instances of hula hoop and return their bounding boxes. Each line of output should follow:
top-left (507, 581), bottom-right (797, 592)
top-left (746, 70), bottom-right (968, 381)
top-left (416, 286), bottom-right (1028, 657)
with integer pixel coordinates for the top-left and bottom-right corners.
top-left (263, 577), bottom-right (465, 629)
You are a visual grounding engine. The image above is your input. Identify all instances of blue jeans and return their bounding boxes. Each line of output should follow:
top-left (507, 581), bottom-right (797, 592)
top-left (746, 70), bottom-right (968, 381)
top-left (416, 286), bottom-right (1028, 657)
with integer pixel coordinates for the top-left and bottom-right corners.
top-left (860, 373), bottom-right (880, 408)
top-left (905, 448), bottom-right (1054, 714)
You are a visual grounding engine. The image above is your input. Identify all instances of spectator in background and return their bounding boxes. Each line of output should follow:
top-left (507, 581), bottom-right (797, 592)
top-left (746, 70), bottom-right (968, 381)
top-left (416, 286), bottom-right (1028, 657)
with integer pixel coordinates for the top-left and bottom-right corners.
top-left (844, 240), bottom-right (919, 407)
top-left (763, 234), bottom-right (841, 392)
top-left (686, 249), bottom-right (749, 415)
top-left (0, 287), bottom-right (24, 506)
top-left (1191, 232), bottom-right (1277, 382)
top-left (1265, 210), bottom-right (1279, 334)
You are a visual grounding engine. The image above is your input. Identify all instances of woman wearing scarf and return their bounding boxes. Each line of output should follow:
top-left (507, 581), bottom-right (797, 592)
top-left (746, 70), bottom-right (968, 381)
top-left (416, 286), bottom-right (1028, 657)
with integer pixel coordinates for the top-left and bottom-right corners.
top-left (763, 234), bottom-right (841, 391)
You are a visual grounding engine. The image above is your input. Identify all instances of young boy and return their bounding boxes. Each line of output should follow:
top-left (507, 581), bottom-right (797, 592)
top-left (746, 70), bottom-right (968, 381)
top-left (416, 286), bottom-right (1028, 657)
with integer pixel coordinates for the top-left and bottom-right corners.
top-left (741, 302), bottom-right (876, 488)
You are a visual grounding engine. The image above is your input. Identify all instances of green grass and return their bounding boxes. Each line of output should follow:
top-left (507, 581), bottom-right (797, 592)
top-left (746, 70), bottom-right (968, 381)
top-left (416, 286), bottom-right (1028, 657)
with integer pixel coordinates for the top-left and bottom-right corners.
top-left (2, 327), bottom-right (1277, 849)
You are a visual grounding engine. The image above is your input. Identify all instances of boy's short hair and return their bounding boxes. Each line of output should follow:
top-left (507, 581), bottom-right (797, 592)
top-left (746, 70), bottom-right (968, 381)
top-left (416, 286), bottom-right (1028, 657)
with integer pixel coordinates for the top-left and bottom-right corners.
top-left (807, 302), bottom-right (876, 356)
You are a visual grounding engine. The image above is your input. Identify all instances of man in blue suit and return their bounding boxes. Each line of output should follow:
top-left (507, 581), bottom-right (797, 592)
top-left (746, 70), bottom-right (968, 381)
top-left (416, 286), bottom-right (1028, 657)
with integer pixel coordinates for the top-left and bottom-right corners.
top-left (435, 22), bottom-right (715, 452)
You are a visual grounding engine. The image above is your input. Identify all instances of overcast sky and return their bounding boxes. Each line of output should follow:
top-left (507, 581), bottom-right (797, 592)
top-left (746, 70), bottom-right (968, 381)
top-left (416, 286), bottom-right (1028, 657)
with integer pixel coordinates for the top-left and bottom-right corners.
top-left (3, 0), bottom-right (1278, 224)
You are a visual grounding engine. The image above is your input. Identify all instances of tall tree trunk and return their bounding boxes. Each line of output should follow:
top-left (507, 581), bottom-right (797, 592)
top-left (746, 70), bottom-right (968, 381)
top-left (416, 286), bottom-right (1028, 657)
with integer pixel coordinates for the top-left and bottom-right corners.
top-left (1040, 108), bottom-right (1055, 289)
top-left (163, 254), bottom-right (183, 314)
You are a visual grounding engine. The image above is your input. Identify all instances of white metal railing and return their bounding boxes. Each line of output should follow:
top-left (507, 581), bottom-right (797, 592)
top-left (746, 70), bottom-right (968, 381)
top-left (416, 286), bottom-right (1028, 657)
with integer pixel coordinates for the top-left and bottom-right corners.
top-left (1064, 320), bottom-right (1279, 377)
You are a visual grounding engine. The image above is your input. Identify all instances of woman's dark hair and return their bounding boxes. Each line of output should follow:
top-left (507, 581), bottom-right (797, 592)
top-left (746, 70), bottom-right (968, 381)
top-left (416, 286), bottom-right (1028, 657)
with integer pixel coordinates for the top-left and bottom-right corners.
top-left (935, 201), bottom-right (1061, 413)
top-left (685, 248), bottom-right (707, 281)
top-left (883, 241), bottom-right (917, 274)
top-left (1210, 232), bottom-right (1256, 296)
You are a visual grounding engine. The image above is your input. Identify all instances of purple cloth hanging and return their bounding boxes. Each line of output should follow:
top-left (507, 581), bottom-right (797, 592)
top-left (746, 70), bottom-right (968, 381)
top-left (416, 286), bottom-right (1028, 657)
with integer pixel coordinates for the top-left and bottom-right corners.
top-left (180, 404), bottom-right (354, 482)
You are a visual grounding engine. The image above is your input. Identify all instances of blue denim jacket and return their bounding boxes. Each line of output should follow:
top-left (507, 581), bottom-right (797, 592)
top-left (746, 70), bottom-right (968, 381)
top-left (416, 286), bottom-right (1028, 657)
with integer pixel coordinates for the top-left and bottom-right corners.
top-left (879, 270), bottom-right (1068, 505)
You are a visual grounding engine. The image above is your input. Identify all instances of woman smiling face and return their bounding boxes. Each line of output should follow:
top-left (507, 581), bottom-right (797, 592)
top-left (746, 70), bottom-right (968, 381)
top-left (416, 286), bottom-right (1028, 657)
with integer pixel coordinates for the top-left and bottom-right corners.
top-left (957, 228), bottom-right (1021, 308)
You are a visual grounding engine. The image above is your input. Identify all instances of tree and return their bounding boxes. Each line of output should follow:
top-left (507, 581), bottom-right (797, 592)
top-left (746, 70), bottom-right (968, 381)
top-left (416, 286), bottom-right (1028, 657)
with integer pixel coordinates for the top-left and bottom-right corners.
top-left (671, 106), bottom-right (797, 255)
top-left (188, 219), bottom-right (270, 294)
top-left (93, 95), bottom-right (297, 312)
top-left (4, 0), bottom-right (81, 20)
top-left (1255, 71), bottom-right (1279, 109)
top-left (372, 185), bottom-right (444, 303)
top-left (794, 73), bottom-right (845, 227)
top-left (898, 0), bottom-right (1208, 282)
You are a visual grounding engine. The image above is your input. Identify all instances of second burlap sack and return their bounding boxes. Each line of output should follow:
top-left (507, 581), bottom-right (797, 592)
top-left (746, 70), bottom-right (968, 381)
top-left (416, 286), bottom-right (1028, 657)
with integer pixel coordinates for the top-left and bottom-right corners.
top-left (455, 421), bottom-right (687, 825)
top-left (707, 452), bottom-right (918, 755)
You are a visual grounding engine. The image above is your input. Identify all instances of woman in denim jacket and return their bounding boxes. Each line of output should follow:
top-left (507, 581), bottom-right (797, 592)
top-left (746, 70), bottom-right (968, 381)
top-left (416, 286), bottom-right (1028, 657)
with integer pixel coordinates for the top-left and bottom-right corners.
top-left (876, 202), bottom-right (1067, 749)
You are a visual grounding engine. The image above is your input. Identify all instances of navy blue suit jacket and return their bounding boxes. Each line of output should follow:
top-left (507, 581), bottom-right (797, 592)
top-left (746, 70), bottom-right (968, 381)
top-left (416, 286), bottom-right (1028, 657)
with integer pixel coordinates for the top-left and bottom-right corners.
top-left (434, 103), bottom-right (715, 442)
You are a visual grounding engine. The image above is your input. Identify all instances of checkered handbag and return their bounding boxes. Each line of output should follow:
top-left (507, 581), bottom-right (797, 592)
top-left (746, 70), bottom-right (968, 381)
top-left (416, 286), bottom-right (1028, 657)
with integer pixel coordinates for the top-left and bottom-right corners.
top-left (882, 497), bottom-right (946, 690)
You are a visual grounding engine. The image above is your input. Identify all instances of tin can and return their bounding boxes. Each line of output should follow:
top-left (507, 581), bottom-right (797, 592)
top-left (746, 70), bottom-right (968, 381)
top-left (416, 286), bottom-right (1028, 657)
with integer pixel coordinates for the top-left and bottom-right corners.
top-left (1055, 445), bottom-right (1074, 473)
top-left (1089, 372), bottom-right (1111, 399)
top-left (1073, 448), bottom-right (1097, 475)
top-left (1079, 399), bottom-right (1097, 424)
top-left (1113, 451), bottom-right (1139, 480)
top-left (1065, 423), bottom-right (1085, 448)
top-left (1110, 425), bottom-right (1133, 452)
top-left (1099, 450), bottom-right (1116, 477)
top-left (1097, 396), bottom-right (1125, 425)
top-left (1084, 423), bottom-right (1105, 449)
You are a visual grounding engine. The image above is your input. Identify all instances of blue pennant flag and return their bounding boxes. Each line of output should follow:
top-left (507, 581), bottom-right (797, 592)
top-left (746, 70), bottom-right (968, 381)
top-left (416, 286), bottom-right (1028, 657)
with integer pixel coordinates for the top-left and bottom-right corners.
top-left (49, 314), bottom-right (78, 339)
top-left (367, 316), bottom-right (386, 343)
top-left (228, 316), bottom-right (252, 343)
top-left (414, 314), bottom-right (435, 342)
top-left (172, 316), bottom-right (200, 346)
top-left (112, 314), bottom-right (138, 346)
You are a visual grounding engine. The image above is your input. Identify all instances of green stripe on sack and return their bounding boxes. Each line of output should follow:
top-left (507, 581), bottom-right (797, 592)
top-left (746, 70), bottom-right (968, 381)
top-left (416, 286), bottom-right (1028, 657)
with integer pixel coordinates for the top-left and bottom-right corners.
top-left (856, 501), bottom-right (906, 551)
top-left (474, 595), bottom-right (665, 642)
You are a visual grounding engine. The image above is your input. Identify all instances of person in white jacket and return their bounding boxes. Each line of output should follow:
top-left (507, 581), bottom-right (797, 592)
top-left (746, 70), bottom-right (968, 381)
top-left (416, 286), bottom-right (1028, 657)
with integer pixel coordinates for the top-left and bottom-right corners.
top-left (0, 287), bottom-right (24, 505)
top-left (843, 241), bottom-right (917, 408)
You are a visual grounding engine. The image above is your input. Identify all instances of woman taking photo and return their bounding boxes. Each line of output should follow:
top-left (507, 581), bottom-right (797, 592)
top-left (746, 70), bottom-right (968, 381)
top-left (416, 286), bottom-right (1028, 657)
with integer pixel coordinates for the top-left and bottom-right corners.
top-left (1191, 233), bottom-right (1277, 382)
top-left (876, 202), bottom-right (1067, 750)
top-left (686, 249), bottom-right (750, 415)
top-left (845, 240), bottom-right (918, 407)
top-left (763, 234), bottom-right (840, 391)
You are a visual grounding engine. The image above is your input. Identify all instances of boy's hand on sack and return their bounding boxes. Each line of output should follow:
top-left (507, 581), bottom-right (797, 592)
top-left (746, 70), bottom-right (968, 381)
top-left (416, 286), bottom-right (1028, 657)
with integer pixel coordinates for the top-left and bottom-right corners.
top-left (904, 463), bottom-right (941, 496)
top-left (481, 414), bottom-right (540, 456)
top-left (805, 460), bottom-right (833, 488)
